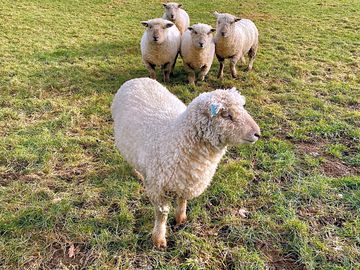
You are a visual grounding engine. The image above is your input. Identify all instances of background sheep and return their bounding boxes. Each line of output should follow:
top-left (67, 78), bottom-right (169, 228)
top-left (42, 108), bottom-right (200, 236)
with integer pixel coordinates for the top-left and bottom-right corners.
top-left (214, 12), bottom-right (259, 79)
top-left (140, 18), bottom-right (181, 82)
top-left (180, 23), bottom-right (216, 85)
top-left (112, 77), bottom-right (261, 248)
top-left (162, 2), bottom-right (190, 35)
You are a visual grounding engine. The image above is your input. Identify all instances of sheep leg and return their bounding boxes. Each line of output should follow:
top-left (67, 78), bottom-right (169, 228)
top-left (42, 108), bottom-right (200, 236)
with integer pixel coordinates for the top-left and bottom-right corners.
top-left (230, 56), bottom-right (240, 78)
top-left (184, 62), bottom-right (196, 85)
top-left (144, 61), bottom-right (156, 80)
top-left (247, 44), bottom-right (258, 71)
top-left (216, 55), bottom-right (225, 79)
top-left (170, 52), bottom-right (179, 76)
top-left (175, 197), bottom-right (187, 225)
top-left (152, 203), bottom-right (169, 249)
top-left (199, 65), bottom-right (210, 82)
top-left (162, 62), bottom-right (171, 83)
top-left (240, 56), bottom-right (246, 65)
top-left (132, 168), bottom-right (144, 182)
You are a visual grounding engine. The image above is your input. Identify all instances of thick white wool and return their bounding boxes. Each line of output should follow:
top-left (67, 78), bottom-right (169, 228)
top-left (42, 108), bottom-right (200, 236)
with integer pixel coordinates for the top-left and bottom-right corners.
top-left (112, 78), bottom-right (260, 207)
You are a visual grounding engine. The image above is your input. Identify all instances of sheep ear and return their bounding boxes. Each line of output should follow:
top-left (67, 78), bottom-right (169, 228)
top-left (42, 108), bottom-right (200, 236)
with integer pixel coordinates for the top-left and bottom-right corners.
top-left (141, 21), bottom-right (149, 27)
top-left (210, 28), bottom-right (216, 33)
top-left (165, 23), bottom-right (174, 28)
top-left (214, 11), bottom-right (220, 18)
top-left (177, 4), bottom-right (182, 8)
top-left (162, 3), bottom-right (167, 7)
top-left (235, 18), bottom-right (241, 22)
top-left (188, 27), bottom-right (193, 31)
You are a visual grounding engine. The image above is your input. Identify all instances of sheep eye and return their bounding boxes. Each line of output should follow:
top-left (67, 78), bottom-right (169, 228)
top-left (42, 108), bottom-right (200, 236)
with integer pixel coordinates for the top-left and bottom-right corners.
top-left (221, 111), bottom-right (233, 121)
top-left (194, 31), bottom-right (198, 34)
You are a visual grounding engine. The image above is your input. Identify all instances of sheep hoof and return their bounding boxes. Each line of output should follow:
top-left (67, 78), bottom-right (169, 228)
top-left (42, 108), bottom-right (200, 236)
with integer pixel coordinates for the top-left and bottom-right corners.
top-left (176, 214), bottom-right (187, 225)
top-left (152, 236), bottom-right (167, 249)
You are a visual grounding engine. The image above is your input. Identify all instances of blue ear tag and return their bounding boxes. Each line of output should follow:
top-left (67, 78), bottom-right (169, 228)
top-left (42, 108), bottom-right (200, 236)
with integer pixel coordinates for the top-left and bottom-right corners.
top-left (210, 104), bottom-right (219, 117)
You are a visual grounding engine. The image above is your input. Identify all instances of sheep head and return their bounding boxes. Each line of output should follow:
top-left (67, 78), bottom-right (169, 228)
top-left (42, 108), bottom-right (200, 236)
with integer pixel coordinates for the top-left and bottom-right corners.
top-left (187, 24), bottom-right (215, 49)
top-left (191, 88), bottom-right (260, 148)
top-left (163, 2), bottom-right (182, 21)
top-left (214, 12), bottom-right (241, 38)
top-left (141, 18), bottom-right (174, 44)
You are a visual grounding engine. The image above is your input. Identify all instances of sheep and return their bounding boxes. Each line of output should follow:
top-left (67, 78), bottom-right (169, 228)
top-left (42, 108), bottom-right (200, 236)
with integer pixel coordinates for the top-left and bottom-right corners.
top-left (180, 23), bottom-right (216, 85)
top-left (214, 12), bottom-right (259, 79)
top-left (162, 2), bottom-right (190, 35)
top-left (111, 77), bottom-right (261, 248)
top-left (140, 18), bottom-right (181, 82)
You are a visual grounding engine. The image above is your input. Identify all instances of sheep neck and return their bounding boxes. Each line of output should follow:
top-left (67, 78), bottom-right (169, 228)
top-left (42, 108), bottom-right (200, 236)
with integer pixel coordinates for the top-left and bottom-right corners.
top-left (168, 108), bottom-right (226, 169)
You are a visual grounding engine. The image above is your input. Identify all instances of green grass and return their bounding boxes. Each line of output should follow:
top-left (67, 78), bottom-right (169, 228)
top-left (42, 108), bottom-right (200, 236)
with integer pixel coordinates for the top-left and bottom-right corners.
top-left (0, 0), bottom-right (359, 269)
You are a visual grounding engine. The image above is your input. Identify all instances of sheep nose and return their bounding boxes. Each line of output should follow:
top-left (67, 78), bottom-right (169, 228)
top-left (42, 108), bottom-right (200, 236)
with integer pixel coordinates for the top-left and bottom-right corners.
top-left (254, 133), bottom-right (261, 139)
top-left (221, 32), bottom-right (225, 36)
top-left (170, 15), bottom-right (174, 19)
top-left (199, 42), bottom-right (204, 48)
top-left (153, 37), bottom-right (159, 41)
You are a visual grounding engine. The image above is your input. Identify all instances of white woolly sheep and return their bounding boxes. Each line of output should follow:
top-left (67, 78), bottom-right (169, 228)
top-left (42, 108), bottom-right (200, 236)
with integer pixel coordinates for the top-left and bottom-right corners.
top-left (180, 23), bottom-right (216, 85)
top-left (162, 2), bottom-right (190, 35)
top-left (112, 77), bottom-right (261, 249)
top-left (140, 18), bottom-right (181, 82)
top-left (214, 12), bottom-right (259, 79)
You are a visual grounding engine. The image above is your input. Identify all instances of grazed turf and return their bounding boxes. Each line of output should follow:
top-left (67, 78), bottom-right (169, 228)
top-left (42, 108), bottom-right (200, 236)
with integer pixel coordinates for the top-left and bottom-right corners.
top-left (0, 0), bottom-right (359, 269)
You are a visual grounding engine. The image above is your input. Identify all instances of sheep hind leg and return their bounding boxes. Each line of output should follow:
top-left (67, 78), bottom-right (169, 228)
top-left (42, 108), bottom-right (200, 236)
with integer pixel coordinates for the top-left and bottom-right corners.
top-left (170, 52), bottom-right (179, 76)
top-left (152, 203), bottom-right (170, 249)
top-left (230, 57), bottom-right (240, 78)
top-left (175, 197), bottom-right (187, 225)
top-left (144, 61), bottom-right (156, 80)
top-left (247, 44), bottom-right (258, 71)
top-left (216, 55), bottom-right (225, 79)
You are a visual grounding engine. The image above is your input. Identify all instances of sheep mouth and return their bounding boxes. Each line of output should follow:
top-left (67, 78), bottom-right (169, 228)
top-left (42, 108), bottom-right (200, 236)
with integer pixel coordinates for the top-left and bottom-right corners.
top-left (242, 139), bottom-right (257, 144)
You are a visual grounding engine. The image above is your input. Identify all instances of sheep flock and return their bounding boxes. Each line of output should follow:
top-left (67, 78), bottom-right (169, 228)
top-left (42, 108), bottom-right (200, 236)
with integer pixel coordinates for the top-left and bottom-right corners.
top-left (112, 2), bottom-right (261, 248)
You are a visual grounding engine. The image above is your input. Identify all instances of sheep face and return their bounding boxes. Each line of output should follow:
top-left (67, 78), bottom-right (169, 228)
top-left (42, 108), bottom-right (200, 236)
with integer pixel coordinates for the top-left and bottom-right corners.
top-left (188, 24), bottom-right (215, 49)
top-left (214, 12), bottom-right (241, 38)
top-left (163, 2), bottom-right (182, 21)
top-left (205, 89), bottom-right (260, 146)
top-left (141, 19), bottom-right (174, 44)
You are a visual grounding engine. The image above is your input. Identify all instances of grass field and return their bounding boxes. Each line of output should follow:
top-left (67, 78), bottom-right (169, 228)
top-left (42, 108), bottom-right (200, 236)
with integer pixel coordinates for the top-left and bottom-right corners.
top-left (0, 0), bottom-right (359, 269)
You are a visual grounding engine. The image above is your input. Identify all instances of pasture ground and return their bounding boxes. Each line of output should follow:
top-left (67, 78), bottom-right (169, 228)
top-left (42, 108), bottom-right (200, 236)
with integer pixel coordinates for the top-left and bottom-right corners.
top-left (0, 0), bottom-right (359, 269)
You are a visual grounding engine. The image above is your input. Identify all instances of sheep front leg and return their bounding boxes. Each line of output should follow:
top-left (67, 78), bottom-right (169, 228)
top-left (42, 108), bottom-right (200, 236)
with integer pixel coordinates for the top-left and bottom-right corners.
top-left (216, 54), bottom-right (225, 79)
top-left (152, 203), bottom-right (169, 249)
top-left (184, 62), bottom-right (196, 85)
top-left (230, 56), bottom-right (240, 78)
top-left (162, 62), bottom-right (171, 83)
top-left (144, 61), bottom-right (156, 80)
top-left (199, 65), bottom-right (210, 82)
top-left (175, 197), bottom-right (187, 225)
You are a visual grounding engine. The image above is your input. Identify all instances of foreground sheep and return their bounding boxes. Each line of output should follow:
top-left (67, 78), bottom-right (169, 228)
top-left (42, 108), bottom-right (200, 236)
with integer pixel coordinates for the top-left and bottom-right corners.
top-left (162, 2), bottom-right (190, 35)
top-left (180, 23), bottom-right (215, 85)
top-left (112, 78), bottom-right (261, 248)
top-left (214, 12), bottom-right (259, 79)
top-left (140, 18), bottom-right (181, 82)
